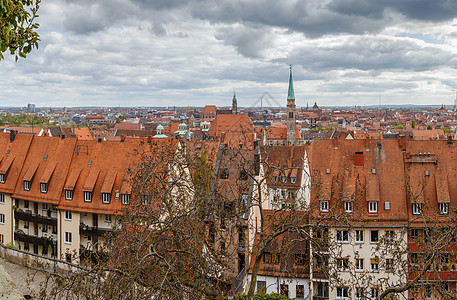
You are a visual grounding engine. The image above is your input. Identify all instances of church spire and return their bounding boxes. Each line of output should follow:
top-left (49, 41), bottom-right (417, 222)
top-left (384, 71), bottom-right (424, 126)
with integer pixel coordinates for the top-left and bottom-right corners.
top-left (286, 65), bottom-right (297, 145)
top-left (287, 64), bottom-right (295, 100)
top-left (232, 90), bottom-right (237, 114)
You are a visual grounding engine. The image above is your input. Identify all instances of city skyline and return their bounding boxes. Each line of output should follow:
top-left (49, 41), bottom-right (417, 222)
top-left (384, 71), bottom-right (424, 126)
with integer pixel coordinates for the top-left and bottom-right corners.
top-left (2, 0), bottom-right (457, 107)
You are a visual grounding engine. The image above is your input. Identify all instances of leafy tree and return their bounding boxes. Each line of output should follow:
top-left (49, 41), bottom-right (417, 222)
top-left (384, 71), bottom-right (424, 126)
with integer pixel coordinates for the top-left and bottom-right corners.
top-left (394, 125), bottom-right (404, 129)
top-left (411, 120), bottom-right (415, 129)
top-left (427, 125), bottom-right (433, 130)
top-left (0, 0), bottom-right (40, 60)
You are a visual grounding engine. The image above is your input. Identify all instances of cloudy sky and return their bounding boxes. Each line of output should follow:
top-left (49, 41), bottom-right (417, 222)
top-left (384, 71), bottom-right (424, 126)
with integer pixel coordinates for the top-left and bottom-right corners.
top-left (2, 0), bottom-right (457, 108)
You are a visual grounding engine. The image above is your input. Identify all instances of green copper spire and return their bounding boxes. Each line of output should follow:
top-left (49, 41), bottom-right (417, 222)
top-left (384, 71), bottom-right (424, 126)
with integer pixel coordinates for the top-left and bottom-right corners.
top-left (232, 90), bottom-right (237, 101)
top-left (287, 64), bottom-right (295, 100)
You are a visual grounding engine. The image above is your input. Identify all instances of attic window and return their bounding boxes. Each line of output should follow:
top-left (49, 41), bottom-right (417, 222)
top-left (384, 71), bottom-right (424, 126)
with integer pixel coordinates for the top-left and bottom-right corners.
top-left (326, 168), bottom-right (331, 174)
top-left (84, 191), bottom-right (93, 202)
top-left (102, 193), bottom-right (111, 204)
top-left (385, 202), bottom-right (390, 210)
top-left (40, 183), bottom-right (48, 193)
top-left (65, 190), bottom-right (73, 200)
top-left (0, 174), bottom-right (5, 184)
top-left (24, 180), bottom-right (31, 191)
top-left (425, 170), bottom-right (430, 176)
top-left (291, 177), bottom-right (297, 184)
top-left (372, 169), bottom-right (376, 174)
top-left (121, 194), bottom-right (130, 205)
top-left (273, 176), bottom-right (279, 183)
top-left (6, 150), bottom-right (10, 155)
top-left (44, 154), bottom-right (48, 159)
top-left (282, 176), bottom-right (287, 183)
top-left (88, 161), bottom-right (92, 166)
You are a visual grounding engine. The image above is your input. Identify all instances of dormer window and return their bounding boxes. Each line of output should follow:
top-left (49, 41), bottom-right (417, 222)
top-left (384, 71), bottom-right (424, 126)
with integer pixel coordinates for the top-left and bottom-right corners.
top-left (65, 190), bottom-right (73, 200)
top-left (282, 176), bottom-right (287, 183)
top-left (84, 191), bottom-right (93, 202)
top-left (102, 193), bottom-right (111, 204)
top-left (291, 177), bottom-right (297, 184)
top-left (24, 180), bottom-right (31, 191)
top-left (273, 176), bottom-right (279, 183)
top-left (142, 195), bottom-right (150, 206)
top-left (0, 174), bottom-right (5, 184)
top-left (40, 183), bottom-right (48, 193)
top-left (121, 194), bottom-right (130, 205)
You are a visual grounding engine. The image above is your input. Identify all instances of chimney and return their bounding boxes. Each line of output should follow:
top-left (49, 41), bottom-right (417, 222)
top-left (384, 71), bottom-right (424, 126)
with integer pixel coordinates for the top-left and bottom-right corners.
top-left (9, 130), bottom-right (16, 143)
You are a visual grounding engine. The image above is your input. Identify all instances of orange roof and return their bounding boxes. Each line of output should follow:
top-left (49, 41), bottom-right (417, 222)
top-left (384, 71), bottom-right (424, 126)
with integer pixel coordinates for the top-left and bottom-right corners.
top-left (0, 156), bottom-right (14, 174)
top-left (12, 135), bottom-right (77, 204)
top-left (201, 105), bottom-right (216, 116)
top-left (207, 114), bottom-right (254, 137)
top-left (74, 127), bottom-right (93, 140)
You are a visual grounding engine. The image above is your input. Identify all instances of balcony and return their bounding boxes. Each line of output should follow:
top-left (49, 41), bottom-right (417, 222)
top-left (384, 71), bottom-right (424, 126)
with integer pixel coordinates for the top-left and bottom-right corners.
top-left (14, 230), bottom-right (54, 247)
top-left (79, 223), bottom-right (113, 237)
top-left (14, 210), bottom-right (57, 226)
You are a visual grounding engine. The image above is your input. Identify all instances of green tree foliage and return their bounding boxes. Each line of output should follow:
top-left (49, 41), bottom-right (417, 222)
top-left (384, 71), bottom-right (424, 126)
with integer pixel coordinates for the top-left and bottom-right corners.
top-left (0, 113), bottom-right (47, 125)
top-left (427, 125), bottom-right (433, 130)
top-left (441, 127), bottom-right (453, 133)
top-left (394, 125), bottom-right (404, 129)
top-left (0, 0), bottom-right (40, 61)
top-left (411, 120), bottom-right (415, 129)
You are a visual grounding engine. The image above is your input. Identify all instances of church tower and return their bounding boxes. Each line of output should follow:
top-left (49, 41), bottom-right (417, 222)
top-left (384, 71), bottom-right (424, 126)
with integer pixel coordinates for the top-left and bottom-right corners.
top-left (232, 91), bottom-right (238, 114)
top-left (287, 65), bottom-right (296, 145)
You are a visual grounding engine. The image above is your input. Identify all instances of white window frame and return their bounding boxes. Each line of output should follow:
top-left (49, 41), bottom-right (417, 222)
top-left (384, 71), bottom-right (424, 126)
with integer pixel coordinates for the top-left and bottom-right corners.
top-left (368, 201), bottom-right (377, 213)
top-left (439, 203), bottom-right (449, 215)
top-left (0, 234), bottom-right (3, 243)
top-left (370, 230), bottom-right (379, 243)
top-left (105, 214), bottom-right (112, 223)
top-left (0, 213), bottom-right (4, 224)
top-left (64, 210), bottom-right (72, 221)
top-left (412, 203), bottom-right (422, 215)
top-left (102, 193), bottom-right (111, 204)
top-left (65, 189), bottom-right (73, 200)
top-left (356, 258), bottom-right (364, 272)
top-left (64, 232), bottom-right (72, 244)
top-left (355, 230), bottom-right (364, 243)
top-left (84, 191), bottom-right (92, 202)
top-left (344, 201), bottom-right (353, 213)
top-left (0, 193), bottom-right (4, 204)
top-left (336, 287), bottom-right (350, 299)
top-left (291, 177), bottom-right (296, 183)
top-left (40, 182), bottom-right (48, 193)
top-left (370, 288), bottom-right (379, 300)
top-left (0, 174), bottom-right (5, 184)
top-left (320, 200), bottom-right (329, 212)
top-left (121, 194), bottom-right (130, 205)
top-left (24, 180), bottom-right (31, 191)
top-left (337, 258), bottom-right (349, 271)
top-left (371, 258), bottom-right (379, 272)
top-left (336, 230), bottom-right (349, 243)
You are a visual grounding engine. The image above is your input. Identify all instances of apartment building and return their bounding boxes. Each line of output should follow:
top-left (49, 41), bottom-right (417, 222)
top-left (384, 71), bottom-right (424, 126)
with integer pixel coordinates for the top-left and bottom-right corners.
top-left (308, 139), bottom-right (410, 299)
top-left (0, 132), bottom-right (176, 264)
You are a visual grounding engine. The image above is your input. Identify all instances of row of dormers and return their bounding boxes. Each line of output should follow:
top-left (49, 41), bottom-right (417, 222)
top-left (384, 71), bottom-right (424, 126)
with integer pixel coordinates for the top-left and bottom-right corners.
top-left (0, 132), bottom-right (173, 214)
